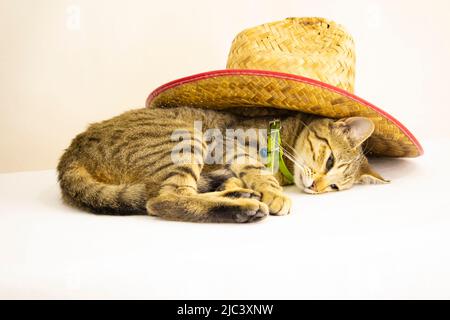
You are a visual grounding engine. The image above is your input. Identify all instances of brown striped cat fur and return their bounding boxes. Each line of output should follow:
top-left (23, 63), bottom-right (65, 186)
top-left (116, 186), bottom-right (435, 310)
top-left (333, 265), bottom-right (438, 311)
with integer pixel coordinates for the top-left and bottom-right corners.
top-left (57, 106), bottom-right (387, 223)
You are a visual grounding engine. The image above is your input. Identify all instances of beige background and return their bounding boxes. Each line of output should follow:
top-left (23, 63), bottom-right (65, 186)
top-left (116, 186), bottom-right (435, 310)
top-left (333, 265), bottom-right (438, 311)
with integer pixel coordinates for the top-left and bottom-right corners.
top-left (1, 0), bottom-right (450, 173)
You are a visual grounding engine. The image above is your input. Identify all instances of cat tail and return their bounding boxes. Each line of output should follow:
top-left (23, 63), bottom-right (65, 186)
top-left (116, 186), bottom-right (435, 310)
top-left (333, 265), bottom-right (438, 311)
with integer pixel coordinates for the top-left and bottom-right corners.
top-left (57, 161), bottom-right (147, 215)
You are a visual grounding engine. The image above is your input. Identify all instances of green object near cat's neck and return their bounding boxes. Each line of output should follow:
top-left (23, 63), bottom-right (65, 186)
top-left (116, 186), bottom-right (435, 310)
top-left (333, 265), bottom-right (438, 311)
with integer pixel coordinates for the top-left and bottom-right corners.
top-left (267, 119), bottom-right (294, 184)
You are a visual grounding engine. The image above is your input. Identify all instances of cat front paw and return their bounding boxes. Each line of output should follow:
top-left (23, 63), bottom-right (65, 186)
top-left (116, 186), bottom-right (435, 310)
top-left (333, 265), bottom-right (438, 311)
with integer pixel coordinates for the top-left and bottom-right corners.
top-left (231, 199), bottom-right (269, 223)
top-left (220, 188), bottom-right (261, 200)
top-left (260, 190), bottom-right (291, 216)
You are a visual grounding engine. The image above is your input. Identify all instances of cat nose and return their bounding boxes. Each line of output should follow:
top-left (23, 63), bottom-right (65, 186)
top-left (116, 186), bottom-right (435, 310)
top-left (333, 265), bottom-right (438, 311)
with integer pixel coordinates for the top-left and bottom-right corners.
top-left (309, 181), bottom-right (317, 191)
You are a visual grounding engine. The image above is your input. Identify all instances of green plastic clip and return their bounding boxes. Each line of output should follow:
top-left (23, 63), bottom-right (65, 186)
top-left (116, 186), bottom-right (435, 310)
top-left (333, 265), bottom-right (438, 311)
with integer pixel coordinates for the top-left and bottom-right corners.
top-left (267, 119), bottom-right (294, 183)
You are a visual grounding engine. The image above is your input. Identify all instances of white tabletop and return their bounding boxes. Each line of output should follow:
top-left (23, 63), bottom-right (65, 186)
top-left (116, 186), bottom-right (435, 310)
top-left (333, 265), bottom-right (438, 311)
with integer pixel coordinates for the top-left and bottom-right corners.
top-left (1, 139), bottom-right (449, 299)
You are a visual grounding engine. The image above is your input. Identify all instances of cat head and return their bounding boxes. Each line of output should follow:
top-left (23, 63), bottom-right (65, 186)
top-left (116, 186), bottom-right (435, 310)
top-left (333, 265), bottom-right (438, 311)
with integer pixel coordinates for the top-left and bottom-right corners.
top-left (293, 117), bottom-right (388, 194)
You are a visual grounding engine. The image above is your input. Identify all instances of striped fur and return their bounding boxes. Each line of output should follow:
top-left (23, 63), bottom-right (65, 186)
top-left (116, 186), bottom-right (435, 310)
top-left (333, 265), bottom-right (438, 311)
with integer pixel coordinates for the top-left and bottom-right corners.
top-left (58, 106), bottom-right (386, 222)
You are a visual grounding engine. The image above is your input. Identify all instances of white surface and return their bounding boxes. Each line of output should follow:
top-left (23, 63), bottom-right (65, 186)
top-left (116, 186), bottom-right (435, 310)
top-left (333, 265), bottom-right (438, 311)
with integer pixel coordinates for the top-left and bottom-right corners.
top-left (1, 139), bottom-right (449, 299)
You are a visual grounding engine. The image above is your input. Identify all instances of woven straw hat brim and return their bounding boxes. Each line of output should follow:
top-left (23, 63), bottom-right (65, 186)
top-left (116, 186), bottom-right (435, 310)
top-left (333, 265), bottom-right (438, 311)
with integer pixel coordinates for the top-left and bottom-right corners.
top-left (146, 69), bottom-right (423, 158)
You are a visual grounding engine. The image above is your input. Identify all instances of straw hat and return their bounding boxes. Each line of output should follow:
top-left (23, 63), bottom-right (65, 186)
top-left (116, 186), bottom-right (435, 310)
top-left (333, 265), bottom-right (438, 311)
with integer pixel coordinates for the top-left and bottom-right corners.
top-left (146, 17), bottom-right (423, 157)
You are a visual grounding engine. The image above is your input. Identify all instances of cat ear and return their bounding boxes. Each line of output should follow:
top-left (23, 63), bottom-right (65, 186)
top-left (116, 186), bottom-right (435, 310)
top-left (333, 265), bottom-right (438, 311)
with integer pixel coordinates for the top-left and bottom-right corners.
top-left (358, 161), bottom-right (390, 184)
top-left (336, 117), bottom-right (375, 148)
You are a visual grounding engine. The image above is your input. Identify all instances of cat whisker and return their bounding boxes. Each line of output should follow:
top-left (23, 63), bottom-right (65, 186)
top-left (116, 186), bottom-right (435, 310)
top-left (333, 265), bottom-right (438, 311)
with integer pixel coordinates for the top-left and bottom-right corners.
top-left (282, 152), bottom-right (304, 170)
top-left (279, 146), bottom-right (308, 172)
top-left (281, 144), bottom-right (308, 168)
top-left (283, 143), bottom-right (309, 168)
top-left (296, 117), bottom-right (314, 134)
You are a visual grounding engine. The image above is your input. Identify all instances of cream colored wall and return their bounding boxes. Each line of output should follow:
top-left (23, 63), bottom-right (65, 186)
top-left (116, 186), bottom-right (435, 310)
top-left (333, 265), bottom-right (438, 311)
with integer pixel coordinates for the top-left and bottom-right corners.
top-left (1, 0), bottom-right (450, 173)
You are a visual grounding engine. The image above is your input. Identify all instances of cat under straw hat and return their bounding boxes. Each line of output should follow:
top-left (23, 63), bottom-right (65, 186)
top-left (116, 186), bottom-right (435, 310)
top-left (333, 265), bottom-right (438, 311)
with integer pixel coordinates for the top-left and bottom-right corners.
top-left (146, 17), bottom-right (422, 158)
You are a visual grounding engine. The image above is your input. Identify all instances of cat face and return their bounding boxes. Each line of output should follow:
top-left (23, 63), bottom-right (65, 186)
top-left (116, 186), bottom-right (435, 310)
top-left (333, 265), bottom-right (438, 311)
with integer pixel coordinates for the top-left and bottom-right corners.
top-left (293, 117), bottom-right (388, 194)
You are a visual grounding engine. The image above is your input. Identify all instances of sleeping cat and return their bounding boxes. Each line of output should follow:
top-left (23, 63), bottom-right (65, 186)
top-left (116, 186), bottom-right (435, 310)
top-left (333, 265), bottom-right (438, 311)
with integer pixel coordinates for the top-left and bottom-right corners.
top-left (57, 106), bottom-right (387, 223)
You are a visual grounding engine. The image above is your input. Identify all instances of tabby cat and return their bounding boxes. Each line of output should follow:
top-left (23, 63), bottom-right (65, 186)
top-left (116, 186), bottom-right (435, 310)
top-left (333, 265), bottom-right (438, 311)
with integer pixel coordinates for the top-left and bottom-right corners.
top-left (57, 106), bottom-right (387, 223)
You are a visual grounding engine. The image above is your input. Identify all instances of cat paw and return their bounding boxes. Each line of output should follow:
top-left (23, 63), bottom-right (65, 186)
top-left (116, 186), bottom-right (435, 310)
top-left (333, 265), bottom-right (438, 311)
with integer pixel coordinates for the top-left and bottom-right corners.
top-left (260, 191), bottom-right (291, 216)
top-left (221, 188), bottom-right (261, 200)
top-left (232, 199), bottom-right (269, 223)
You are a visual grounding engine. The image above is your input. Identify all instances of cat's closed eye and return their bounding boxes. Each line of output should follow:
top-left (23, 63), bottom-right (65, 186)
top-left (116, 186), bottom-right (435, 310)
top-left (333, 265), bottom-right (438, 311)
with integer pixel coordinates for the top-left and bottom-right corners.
top-left (325, 153), bottom-right (334, 171)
